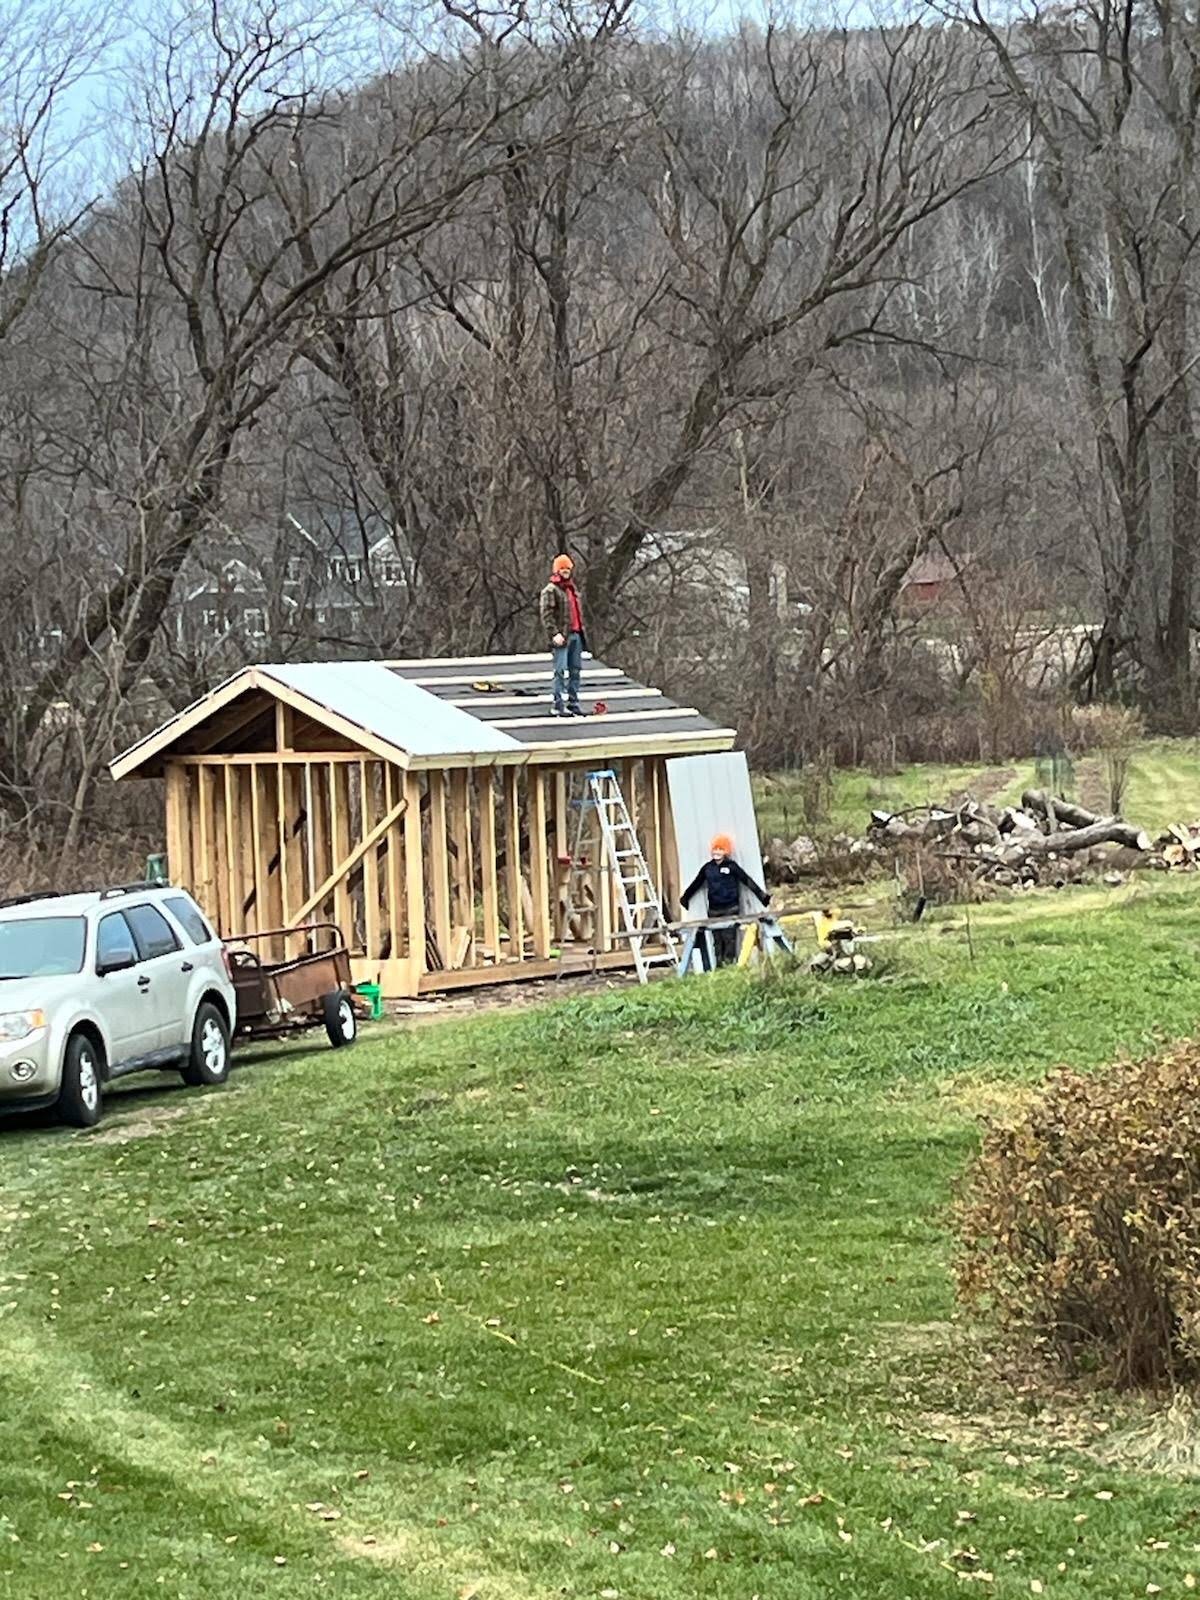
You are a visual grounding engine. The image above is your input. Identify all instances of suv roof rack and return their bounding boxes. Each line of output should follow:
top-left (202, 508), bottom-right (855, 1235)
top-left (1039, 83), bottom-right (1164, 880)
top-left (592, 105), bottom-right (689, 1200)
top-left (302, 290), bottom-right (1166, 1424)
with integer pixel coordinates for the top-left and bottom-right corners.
top-left (98, 882), bottom-right (169, 900)
top-left (0, 890), bottom-right (60, 909)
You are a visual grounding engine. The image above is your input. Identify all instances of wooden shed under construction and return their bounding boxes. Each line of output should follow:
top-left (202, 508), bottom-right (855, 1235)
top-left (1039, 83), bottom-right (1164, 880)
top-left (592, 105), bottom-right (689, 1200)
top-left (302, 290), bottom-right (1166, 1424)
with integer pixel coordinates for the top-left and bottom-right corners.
top-left (110, 655), bottom-right (737, 996)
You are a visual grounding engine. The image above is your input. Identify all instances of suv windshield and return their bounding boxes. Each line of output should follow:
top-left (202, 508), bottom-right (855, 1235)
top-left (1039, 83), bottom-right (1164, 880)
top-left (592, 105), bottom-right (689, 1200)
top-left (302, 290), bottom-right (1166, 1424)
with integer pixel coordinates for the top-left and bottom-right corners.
top-left (0, 916), bottom-right (86, 978)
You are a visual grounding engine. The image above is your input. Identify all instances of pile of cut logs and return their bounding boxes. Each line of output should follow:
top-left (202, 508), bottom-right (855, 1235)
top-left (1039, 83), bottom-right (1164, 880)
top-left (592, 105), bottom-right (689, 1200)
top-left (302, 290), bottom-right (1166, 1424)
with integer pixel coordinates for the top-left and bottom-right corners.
top-left (867, 788), bottom-right (1154, 888)
top-left (761, 791), bottom-right (1200, 890)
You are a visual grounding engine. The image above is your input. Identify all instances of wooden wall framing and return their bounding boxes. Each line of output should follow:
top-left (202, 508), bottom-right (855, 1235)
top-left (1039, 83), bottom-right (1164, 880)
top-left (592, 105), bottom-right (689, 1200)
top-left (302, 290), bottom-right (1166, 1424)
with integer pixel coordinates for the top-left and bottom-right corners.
top-left (163, 742), bottom-right (679, 998)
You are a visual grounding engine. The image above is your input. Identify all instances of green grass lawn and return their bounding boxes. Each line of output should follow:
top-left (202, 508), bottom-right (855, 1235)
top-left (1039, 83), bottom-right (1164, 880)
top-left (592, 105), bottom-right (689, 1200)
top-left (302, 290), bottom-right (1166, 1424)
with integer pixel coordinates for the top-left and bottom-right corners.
top-left (5, 882), bottom-right (1200, 1597)
top-left (755, 735), bottom-right (1200, 841)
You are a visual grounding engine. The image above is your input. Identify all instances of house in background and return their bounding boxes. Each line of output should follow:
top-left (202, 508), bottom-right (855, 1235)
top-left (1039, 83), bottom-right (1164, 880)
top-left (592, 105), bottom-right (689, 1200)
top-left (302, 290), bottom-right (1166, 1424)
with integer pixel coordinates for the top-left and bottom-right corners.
top-left (173, 518), bottom-right (409, 652)
top-left (900, 551), bottom-right (962, 611)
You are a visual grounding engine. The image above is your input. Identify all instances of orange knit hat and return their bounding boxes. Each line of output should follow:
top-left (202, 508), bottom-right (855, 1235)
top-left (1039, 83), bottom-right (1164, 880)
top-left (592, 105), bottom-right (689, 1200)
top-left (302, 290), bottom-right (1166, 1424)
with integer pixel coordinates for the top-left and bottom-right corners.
top-left (710, 834), bottom-right (733, 854)
top-left (552, 553), bottom-right (574, 575)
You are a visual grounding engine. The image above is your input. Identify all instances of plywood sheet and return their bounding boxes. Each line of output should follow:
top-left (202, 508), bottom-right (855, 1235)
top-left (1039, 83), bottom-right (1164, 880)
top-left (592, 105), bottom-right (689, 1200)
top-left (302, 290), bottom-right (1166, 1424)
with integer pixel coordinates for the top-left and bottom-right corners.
top-left (665, 752), bottom-right (765, 920)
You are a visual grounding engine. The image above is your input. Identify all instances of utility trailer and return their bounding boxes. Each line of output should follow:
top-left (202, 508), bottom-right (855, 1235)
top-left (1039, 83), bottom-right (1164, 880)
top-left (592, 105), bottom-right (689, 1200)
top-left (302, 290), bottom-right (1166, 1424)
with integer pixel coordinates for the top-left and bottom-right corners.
top-left (225, 923), bottom-right (363, 1047)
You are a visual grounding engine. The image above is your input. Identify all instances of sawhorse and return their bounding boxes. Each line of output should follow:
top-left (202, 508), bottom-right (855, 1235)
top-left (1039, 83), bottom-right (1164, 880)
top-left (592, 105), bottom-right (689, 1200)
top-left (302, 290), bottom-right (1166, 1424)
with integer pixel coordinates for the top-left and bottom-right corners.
top-left (674, 912), bottom-right (792, 975)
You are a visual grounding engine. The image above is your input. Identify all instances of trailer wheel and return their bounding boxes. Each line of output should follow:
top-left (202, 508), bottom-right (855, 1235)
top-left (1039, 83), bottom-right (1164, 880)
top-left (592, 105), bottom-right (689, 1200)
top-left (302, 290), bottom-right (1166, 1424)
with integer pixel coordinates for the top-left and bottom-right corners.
top-left (323, 990), bottom-right (357, 1048)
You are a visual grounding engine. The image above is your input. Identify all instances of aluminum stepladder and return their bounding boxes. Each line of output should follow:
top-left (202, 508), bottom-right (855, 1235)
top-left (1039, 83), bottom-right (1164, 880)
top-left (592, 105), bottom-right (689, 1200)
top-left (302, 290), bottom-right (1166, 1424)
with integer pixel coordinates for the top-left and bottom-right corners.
top-left (557, 768), bottom-right (680, 984)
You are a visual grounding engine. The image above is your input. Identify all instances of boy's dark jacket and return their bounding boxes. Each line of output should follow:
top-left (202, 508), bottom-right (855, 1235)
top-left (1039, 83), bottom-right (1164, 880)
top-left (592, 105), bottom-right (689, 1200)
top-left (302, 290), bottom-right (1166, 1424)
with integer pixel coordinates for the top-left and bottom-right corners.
top-left (680, 857), bottom-right (769, 914)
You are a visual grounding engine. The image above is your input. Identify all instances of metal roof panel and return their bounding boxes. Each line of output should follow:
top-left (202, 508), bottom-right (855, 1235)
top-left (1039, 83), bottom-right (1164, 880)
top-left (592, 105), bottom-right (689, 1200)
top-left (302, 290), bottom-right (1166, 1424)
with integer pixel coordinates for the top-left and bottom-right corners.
top-left (260, 662), bottom-right (522, 757)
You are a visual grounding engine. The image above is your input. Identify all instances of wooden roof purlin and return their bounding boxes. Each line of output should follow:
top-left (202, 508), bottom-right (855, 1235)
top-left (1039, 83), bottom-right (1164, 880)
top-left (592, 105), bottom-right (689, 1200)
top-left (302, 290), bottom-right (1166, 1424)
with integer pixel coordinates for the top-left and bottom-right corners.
top-left (110, 656), bottom-right (737, 781)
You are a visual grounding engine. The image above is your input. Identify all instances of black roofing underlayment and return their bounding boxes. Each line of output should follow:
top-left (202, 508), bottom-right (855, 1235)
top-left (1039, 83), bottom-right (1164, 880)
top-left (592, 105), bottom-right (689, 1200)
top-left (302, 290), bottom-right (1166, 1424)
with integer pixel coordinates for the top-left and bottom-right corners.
top-left (387, 658), bottom-right (722, 747)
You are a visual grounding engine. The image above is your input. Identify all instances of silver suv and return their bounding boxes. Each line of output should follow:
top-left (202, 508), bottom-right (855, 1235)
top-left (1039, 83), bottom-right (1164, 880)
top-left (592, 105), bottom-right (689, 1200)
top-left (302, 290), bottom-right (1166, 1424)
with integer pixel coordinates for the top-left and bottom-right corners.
top-left (0, 884), bottom-right (238, 1128)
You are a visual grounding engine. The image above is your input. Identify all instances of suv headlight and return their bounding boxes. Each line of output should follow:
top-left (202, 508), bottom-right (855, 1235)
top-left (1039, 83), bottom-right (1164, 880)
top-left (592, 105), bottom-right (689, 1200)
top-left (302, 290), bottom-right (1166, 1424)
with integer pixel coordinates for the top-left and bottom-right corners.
top-left (0, 1009), bottom-right (46, 1042)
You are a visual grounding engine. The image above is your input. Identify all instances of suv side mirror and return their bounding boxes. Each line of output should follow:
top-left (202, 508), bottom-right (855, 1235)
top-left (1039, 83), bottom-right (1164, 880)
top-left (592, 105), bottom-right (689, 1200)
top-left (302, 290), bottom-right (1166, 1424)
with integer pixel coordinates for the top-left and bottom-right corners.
top-left (97, 952), bottom-right (137, 976)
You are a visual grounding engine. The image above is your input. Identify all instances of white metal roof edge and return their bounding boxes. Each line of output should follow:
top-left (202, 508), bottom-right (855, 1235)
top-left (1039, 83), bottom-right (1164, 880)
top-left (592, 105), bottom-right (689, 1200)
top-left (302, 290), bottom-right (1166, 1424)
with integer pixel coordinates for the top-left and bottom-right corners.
top-left (109, 666), bottom-right (258, 780)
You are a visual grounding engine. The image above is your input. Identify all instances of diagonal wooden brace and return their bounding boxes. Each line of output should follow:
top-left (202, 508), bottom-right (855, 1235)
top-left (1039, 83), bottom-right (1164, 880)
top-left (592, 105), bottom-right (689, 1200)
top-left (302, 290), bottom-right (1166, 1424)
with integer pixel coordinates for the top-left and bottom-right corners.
top-left (288, 795), bottom-right (407, 929)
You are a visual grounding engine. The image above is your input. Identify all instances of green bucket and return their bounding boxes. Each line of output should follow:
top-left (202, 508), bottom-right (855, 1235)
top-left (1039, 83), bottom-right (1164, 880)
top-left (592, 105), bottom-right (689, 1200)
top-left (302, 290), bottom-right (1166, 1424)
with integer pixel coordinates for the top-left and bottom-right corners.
top-left (354, 981), bottom-right (384, 1022)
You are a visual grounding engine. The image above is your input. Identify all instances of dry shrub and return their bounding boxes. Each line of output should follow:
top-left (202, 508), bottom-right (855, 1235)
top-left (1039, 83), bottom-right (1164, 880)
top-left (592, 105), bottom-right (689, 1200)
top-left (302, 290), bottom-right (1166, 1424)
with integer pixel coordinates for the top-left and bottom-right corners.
top-left (899, 846), bottom-right (990, 906)
top-left (955, 1043), bottom-right (1200, 1391)
top-left (0, 830), bottom-right (159, 898)
top-left (1068, 704), bottom-right (1146, 815)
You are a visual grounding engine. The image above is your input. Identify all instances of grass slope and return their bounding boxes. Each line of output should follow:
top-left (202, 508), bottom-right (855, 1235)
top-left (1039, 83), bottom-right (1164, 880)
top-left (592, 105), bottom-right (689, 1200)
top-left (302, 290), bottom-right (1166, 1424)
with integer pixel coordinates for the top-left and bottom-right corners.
top-left (755, 735), bottom-right (1200, 840)
top-left (4, 883), bottom-right (1200, 1597)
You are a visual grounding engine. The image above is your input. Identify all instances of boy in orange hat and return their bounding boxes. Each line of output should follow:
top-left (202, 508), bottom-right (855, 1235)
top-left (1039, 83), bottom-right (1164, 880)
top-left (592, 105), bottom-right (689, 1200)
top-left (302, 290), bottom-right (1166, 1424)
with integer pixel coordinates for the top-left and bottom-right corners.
top-left (680, 835), bottom-right (770, 967)
top-left (538, 553), bottom-right (587, 716)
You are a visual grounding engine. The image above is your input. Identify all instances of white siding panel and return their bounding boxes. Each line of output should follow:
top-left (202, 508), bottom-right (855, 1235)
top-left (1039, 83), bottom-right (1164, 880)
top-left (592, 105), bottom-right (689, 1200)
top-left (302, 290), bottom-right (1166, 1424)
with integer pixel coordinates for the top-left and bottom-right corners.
top-left (666, 752), bottom-right (765, 918)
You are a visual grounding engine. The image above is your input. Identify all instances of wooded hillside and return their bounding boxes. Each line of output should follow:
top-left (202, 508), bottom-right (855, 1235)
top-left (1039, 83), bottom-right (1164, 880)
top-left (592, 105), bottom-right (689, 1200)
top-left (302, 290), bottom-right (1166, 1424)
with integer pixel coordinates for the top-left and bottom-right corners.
top-left (1, 0), bottom-right (1196, 856)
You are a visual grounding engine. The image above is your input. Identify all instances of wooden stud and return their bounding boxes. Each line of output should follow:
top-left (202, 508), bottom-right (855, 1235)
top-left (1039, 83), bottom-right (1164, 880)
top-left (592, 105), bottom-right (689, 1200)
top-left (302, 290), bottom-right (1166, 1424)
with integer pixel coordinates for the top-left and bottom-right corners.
top-left (448, 769), bottom-right (475, 967)
top-left (198, 766), bottom-right (218, 929)
top-left (361, 760), bottom-right (381, 961)
top-left (502, 767), bottom-right (524, 962)
top-left (384, 764), bottom-right (406, 962)
top-left (658, 761), bottom-right (681, 909)
top-left (404, 772), bottom-right (426, 989)
top-left (248, 762), bottom-right (263, 935)
top-left (644, 757), bottom-right (663, 899)
top-left (304, 763), bottom-right (318, 918)
top-left (554, 771), bottom-right (568, 858)
top-left (528, 769), bottom-right (551, 959)
top-left (427, 770), bottom-right (452, 968)
top-left (476, 769), bottom-right (500, 962)
top-left (186, 768), bottom-right (203, 903)
top-left (311, 762), bottom-right (331, 924)
top-left (331, 764), bottom-right (352, 946)
top-left (236, 766), bottom-right (255, 928)
top-left (164, 764), bottom-right (190, 890)
top-left (287, 766), bottom-right (305, 952)
top-left (275, 701), bottom-right (294, 752)
top-left (223, 766), bottom-right (238, 937)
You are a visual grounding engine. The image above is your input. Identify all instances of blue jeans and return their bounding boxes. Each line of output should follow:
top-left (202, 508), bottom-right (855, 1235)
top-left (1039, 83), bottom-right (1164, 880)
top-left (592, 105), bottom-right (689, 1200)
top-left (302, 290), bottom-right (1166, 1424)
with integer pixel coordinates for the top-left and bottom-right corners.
top-left (552, 632), bottom-right (583, 710)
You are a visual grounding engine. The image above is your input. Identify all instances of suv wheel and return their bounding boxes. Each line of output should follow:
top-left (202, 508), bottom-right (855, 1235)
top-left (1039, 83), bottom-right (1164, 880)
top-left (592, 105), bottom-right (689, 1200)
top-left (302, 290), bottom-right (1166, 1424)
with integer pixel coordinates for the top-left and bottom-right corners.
top-left (182, 1002), bottom-right (231, 1087)
top-left (323, 990), bottom-right (357, 1048)
top-left (58, 1033), bottom-right (103, 1128)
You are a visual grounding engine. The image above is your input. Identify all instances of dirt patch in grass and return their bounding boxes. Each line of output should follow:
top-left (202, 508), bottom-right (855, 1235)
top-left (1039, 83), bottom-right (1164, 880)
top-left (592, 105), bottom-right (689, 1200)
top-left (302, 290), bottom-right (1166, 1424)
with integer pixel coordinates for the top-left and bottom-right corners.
top-left (946, 767), bottom-right (1019, 806)
top-left (90, 1102), bottom-right (203, 1146)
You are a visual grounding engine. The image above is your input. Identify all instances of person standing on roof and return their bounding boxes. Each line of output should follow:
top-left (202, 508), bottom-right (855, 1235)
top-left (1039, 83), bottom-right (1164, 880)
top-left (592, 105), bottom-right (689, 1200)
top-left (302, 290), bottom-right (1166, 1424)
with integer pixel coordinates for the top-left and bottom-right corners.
top-left (539, 553), bottom-right (587, 717)
top-left (680, 835), bottom-right (770, 968)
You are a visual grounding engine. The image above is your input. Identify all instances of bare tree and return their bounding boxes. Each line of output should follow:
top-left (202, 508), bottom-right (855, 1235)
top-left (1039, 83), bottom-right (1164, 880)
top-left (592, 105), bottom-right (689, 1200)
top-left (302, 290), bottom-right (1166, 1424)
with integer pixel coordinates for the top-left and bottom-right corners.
top-left (959, 0), bottom-right (1200, 715)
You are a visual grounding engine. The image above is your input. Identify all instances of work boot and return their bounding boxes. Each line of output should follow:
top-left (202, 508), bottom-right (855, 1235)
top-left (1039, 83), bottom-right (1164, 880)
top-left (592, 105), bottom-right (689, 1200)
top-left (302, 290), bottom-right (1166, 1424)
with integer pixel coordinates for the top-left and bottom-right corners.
top-left (568, 704), bottom-right (586, 716)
